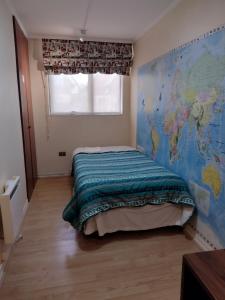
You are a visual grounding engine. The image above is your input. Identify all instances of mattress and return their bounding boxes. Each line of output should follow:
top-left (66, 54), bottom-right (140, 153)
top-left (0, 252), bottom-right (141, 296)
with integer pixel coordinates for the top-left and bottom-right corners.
top-left (63, 146), bottom-right (195, 234)
top-left (84, 203), bottom-right (193, 236)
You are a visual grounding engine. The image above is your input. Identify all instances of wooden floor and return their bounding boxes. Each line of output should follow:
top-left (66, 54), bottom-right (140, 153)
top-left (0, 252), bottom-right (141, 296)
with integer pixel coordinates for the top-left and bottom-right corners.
top-left (0, 177), bottom-right (199, 300)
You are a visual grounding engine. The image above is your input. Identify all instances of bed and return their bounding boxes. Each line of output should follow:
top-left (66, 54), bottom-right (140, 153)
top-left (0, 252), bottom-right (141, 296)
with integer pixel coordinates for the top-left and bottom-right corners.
top-left (63, 146), bottom-right (195, 235)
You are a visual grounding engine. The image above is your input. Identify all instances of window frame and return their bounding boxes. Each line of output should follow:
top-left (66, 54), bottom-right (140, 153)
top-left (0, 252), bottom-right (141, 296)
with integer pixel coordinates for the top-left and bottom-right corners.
top-left (48, 73), bottom-right (123, 116)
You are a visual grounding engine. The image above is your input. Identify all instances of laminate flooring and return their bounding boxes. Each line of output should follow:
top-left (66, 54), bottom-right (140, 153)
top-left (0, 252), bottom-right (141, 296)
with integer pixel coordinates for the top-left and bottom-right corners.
top-left (0, 177), bottom-right (199, 300)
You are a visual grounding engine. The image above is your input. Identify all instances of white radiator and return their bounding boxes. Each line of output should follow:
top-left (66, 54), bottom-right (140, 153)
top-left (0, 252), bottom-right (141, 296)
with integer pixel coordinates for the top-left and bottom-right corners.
top-left (0, 176), bottom-right (25, 244)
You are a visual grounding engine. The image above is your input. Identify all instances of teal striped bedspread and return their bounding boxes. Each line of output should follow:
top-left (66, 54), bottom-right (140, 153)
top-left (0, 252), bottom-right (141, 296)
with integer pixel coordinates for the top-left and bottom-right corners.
top-left (63, 150), bottom-right (195, 231)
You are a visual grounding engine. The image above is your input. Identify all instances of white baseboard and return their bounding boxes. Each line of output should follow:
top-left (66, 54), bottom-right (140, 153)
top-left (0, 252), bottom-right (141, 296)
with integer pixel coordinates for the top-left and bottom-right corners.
top-left (22, 201), bottom-right (29, 218)
top-left (38, 172), bottom-right (71, 178)
top-left (184, 224), bottom-right (215, 251)
top-left (0, 243), bottom-right (13, 286)
top-left (184, 218), bottom-right (222, 251)
top-left (0, 263), bottom-right (4, 286)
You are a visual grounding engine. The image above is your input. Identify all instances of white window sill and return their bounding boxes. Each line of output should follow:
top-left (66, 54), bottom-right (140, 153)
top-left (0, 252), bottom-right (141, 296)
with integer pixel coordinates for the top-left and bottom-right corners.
top-left (50, 112), bottom-right (123, 116)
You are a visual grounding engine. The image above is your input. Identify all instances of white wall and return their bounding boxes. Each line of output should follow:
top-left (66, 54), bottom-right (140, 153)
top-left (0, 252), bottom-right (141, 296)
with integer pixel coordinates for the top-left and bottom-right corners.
top-left (29, 40), bottom-right (131, 177)
top-left (131, 0), bottom-right (225, 145)
top-left (0, 0), bottom-right (27, 229)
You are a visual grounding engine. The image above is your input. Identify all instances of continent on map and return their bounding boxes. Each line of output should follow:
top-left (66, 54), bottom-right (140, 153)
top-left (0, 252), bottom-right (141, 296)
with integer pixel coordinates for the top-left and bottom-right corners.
top-left (144, 96), bottom-right (153, 113)
top-left (189, 88), bottom-right (218, 129)
top-left (202, 164), bottom-right (222, 198)
top-left (151, 127), bottom-right (160, 158)
top-left (164, 108), bottom-right (190, 162)
top-left (164, 51), bottom-right (225, 163)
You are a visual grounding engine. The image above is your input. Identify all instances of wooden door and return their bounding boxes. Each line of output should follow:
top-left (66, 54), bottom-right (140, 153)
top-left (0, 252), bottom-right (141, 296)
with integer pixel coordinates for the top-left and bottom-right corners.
top-left (13, 17), bottom-right (37, 200)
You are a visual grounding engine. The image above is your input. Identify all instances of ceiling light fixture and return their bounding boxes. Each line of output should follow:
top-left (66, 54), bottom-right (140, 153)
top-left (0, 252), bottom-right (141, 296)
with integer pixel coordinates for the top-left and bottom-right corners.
top-left (79, 0), bottom-right (92, 42)
top-left (79, 29), bottom-right (87, 42)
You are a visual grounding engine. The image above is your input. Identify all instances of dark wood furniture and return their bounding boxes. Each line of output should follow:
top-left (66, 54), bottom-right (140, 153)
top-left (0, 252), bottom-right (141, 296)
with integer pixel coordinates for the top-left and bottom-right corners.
top-left (13, 17), bottom-right (37, 200)
top-left (181, 249), bottom-right (225, 300)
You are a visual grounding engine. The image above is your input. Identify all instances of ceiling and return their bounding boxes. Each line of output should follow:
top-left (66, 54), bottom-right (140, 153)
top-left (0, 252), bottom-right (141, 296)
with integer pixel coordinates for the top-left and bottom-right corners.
top-left (8, 0), bottom-right (179, 41)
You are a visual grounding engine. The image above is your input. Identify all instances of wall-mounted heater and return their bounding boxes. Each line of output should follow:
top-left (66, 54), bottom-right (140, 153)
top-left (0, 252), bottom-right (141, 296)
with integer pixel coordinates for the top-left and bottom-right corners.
top-left (0, 176), bottom-right (23, 244)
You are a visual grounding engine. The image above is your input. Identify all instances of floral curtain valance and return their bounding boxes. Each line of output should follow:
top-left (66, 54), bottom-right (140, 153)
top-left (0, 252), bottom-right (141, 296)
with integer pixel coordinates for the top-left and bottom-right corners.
top-left (42, 39), bottom-right (133, 76)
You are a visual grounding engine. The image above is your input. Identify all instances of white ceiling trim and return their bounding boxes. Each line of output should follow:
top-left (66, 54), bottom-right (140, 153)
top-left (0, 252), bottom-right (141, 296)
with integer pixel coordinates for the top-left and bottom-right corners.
top-left (134, 0), bottom-right (181, 41)
top-left (29, 34), bottom-right (133, 44)
top-left (5, 0), bottom-right (28, 37)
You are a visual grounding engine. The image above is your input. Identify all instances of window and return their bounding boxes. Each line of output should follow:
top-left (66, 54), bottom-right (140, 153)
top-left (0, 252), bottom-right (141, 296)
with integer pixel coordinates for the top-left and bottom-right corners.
top-left (48, 73), bottom-right (123, 115)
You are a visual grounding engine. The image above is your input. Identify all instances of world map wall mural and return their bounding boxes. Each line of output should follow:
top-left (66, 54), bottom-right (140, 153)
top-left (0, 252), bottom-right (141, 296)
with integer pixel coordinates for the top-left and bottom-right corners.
top-left (137, 25), bottom-right (225, 246)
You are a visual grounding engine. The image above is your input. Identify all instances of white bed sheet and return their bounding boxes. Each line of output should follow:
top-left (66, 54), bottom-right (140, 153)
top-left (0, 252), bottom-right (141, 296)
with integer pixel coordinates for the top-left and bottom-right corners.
top-left (73, 146), bottom-right (136, 157)
top-left (84, 203), bottom-right (193, 236)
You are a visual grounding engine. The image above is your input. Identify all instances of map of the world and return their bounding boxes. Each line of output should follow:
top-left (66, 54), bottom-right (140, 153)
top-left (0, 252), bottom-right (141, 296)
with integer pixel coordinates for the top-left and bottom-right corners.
top-left (137, 25), bottom-right (225, 246)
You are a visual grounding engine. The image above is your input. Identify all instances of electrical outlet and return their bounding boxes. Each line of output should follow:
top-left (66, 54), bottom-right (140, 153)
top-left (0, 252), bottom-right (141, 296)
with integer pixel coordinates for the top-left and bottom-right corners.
top-left (189, 181), bottom-right (210, 216)
top-left (59, 151), bottom-right (66, 157)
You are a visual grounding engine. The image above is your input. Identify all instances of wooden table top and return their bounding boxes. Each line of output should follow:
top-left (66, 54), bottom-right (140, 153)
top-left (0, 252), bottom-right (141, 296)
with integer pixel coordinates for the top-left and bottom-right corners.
top-left (183, 249), bottom-right (225, 300)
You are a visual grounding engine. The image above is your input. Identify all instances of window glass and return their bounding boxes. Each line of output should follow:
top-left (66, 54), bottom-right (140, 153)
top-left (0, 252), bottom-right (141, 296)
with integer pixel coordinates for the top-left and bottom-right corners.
top-left (93, 73), bottom-right (121, 113)
top-left (49, 74), bottom-right (90, 114)
top-left (48, 73), bottom-right (122, 115)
